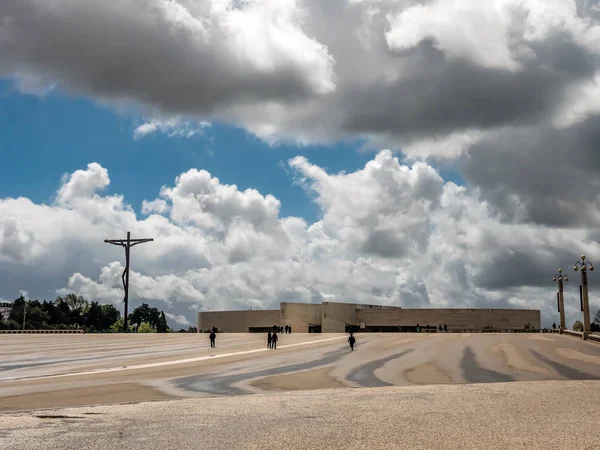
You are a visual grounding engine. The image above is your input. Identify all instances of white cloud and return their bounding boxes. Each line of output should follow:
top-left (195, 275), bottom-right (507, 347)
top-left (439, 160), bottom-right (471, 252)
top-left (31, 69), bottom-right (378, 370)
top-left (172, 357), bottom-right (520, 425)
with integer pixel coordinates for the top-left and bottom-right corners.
top-left (400, 130), bottom-right (486, 162)
top-left (165, 313), bottom-right (191, 327)
top-left (133, 119), bottom-right (211, 140)
top-left (141, 199), bottom-right (170, 215)
top-left (553, 72), bottom-right (600, 129)
top-left (386, 1), bottom-right (520, 71)
top-left (1, 157), bottom-right (598, 329)
top-left (56, 163), bottom-right (110, 206)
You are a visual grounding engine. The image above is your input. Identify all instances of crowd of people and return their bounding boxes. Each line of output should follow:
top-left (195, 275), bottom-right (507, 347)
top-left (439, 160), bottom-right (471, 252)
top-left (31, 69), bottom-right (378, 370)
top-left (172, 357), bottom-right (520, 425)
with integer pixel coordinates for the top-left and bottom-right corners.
top-left (267, 324), bottom-right (292, 349)
top-left (207, 325), bottom-right (293, 349)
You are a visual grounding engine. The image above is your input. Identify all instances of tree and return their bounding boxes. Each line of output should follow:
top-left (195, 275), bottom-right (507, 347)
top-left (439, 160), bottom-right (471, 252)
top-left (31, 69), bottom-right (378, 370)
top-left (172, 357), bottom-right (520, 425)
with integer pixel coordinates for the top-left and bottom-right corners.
top-left (62, 293), bottom-right (89, 327)
top-left (42, 300), bottom-right (65, 327)
top-left (138, 322), bottom-right (156, 333)
top-left (129, 303), bottom-right (161, 330)
top-left (55, 297), bottom-right (73, 326)
top-left (8, 296), bottom-right (26, 324)
top-left (85, 301), bottom-right (103, 331)
top-left (109, 317), bottom-right (124, 333)
top-left (23, 302), bottom-right (49, 329)
top-left (100, 304), bottom-right (121, 331)
top-left (157, 312), bottom-right (168, 333)
top-left (63, 293), bottom-right (89, 312)
top-left (573, 320), bottom-right (584, 332)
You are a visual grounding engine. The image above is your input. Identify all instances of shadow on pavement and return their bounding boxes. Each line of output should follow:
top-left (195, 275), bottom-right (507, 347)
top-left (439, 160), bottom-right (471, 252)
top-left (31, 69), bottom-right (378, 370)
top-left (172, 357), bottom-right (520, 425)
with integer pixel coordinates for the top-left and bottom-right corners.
top-left (461, 346), bottom-right (513, 383)
top-left (174, 347), bottom-right (347, 396)
top-left (530, 350), bottom-right (600, 381)
top-left (346, 350), bottom-right (413, 387)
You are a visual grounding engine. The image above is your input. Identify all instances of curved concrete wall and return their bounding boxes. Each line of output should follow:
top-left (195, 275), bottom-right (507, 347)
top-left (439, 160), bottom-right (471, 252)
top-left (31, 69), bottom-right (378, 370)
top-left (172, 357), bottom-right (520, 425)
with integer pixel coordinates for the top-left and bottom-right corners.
top-left (281, 302), bottom-right (322, 333)
top-left (197, 310), bottom-right (280, 332)
top-left (356, 308), bottom-right (540, 330)
top-left (198, 302), bottom-right (541, 332)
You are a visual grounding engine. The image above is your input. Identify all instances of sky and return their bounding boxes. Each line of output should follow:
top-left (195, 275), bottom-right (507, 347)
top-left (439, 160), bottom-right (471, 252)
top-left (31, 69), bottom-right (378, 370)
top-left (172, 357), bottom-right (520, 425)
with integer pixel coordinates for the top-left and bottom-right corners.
top-left (1, 0), bottom-right (600, 330)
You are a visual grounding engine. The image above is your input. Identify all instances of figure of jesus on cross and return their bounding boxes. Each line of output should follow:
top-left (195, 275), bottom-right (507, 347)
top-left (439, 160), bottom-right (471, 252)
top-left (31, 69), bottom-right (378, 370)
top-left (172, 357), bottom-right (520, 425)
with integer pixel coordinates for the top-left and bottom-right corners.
top-left (104, 231), bottom-right (153, 332)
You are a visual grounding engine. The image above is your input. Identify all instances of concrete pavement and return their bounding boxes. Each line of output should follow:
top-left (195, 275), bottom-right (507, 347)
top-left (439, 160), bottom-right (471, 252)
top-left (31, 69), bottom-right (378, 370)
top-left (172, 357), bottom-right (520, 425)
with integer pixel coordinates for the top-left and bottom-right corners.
top-left (2, 332), bottom-right (600, 448)
top-left (2, 381), bottom-right (600, 449)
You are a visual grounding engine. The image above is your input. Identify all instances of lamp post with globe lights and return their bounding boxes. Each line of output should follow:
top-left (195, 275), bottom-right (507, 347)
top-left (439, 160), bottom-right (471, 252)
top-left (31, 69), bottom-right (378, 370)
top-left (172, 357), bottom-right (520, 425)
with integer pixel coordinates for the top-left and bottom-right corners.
top-left (574, 255), bottom-right (594, 339)
top-left (552, 269), bottom-right (568, 333)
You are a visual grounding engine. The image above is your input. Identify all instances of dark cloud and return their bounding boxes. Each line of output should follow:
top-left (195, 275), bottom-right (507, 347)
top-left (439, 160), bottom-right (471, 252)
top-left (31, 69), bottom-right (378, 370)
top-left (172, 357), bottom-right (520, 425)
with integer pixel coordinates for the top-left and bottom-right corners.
top-left (460, 116), bottom-right (600, 227)
top-left (0, 0), bottom-right (333, 116)
top-left (343, 37), bottom-right (596, 138)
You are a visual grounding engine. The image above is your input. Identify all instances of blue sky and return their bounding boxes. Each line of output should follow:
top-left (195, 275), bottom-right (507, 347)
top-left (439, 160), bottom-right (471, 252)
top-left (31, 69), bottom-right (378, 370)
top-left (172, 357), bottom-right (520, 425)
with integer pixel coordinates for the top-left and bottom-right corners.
top-left (0, 80), bottom-right (465, 227)
top-left (0, 80), bottom-right (374, 225)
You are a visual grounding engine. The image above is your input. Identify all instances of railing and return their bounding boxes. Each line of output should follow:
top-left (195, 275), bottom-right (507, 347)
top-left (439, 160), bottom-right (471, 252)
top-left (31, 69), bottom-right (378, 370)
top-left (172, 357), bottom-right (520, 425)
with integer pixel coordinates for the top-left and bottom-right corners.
top-left (0, 329), bottom-right (84, 334)
top-left (446, 328), bottom-right (550, 333)
top-left (561, 330), bottom-right (600, 343)
top-left (561, 329), bottom-right (583, 338)
top-left (587, 333), bottom-right (600, 343)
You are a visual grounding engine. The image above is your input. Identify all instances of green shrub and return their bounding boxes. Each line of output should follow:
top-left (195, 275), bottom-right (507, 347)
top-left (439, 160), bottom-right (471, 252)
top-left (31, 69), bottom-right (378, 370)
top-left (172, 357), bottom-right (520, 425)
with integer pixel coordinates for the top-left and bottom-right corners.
top-left (137, 322), bottom-right (156, 333)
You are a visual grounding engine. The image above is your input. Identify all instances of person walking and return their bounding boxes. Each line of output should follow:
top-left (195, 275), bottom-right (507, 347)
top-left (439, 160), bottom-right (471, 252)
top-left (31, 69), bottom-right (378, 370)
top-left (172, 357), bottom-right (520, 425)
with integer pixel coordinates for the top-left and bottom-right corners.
top-left (267, 331), bottom-right (272, 349)
top-left (348, 333), bottom-right (356, 351)
top-left (443, 324), bottom-right (448, 333)
top-left (209, 330), bottom-right (216, 348)
top-left (272, 332), bottom-right (278, 349)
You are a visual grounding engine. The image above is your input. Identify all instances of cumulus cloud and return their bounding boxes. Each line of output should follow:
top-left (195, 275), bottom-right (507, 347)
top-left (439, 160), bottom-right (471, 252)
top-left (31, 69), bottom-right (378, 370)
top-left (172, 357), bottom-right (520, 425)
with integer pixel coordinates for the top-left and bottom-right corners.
top-left (3, 0), bottom-right (600, 329)
top-left (0, 0), bottom-right (335, 118)
top-left (2, 0), bottom-right (599, 149)
top-left (165, 313), bottom-right (191, 327)
top-left (1, 158), bottom-right (598, 329)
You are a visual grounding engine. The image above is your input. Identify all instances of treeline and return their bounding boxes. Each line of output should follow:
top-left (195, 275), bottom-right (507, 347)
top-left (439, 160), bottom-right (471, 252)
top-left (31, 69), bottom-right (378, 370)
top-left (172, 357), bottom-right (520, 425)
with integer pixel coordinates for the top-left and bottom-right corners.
top-left (572, 310), bottom-right (600, 332)
top-left (0, 294), bottom-right (195, 333)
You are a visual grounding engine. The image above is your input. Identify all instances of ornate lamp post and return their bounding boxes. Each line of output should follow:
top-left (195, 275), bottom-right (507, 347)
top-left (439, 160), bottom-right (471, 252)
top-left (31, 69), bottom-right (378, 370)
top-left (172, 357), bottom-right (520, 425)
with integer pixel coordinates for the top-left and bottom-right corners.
top-left (552, 269), bottom-right (568, 333)
top-left (574, 254), bottom-right (594, 339)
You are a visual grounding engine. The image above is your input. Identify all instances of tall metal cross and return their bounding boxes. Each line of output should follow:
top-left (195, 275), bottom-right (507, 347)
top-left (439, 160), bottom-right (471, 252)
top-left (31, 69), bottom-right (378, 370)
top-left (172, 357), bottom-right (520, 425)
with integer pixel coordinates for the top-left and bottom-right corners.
top-left (104, 231), bottom-right (153, 333)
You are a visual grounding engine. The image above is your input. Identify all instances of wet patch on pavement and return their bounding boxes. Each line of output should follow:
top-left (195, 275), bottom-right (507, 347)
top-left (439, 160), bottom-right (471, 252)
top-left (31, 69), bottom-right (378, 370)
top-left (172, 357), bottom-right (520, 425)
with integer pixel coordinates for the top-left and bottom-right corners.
top-left (530, 350), bottom-right (600, 381)
top-left (461, 346), bottom-right (513, 383)
top-left (346, 350), bottom-right (413, 387)
top-left (173, 347), bottom-right (347, 396)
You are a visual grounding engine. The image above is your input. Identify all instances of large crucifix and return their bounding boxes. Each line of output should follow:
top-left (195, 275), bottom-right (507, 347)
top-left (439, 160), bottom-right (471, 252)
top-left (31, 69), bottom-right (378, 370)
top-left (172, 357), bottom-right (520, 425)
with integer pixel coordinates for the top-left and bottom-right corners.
top-left (104, 231), bottom-right (153, 333)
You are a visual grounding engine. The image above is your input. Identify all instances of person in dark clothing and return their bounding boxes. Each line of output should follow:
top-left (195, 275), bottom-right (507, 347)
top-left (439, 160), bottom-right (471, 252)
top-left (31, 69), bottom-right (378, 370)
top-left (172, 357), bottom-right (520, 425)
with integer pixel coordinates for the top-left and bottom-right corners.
top-left (552, 322), bottom-right (556, 330)
top-left (267, 331), bottom-right (272, 348)
top-left (443, 324), bottom-right (448, 333)
top-left (272, 332), bottom-right (278, 349)
top-left (209, 331), bottom-right (216, 348)
top-left (348, 334), bottom-right (356, 351)
top-left (288, 325), bottom-right (292, 334)
top-left (416, 323), bottom-right (420, 333)
top-left (438, 324), bottom-right (442, 332)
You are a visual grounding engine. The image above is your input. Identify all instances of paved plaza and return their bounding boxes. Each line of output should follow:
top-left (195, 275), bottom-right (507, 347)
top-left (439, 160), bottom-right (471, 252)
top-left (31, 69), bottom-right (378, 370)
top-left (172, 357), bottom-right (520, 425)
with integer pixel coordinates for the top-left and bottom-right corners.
top-left (2, 332), bottom-right (600, 448)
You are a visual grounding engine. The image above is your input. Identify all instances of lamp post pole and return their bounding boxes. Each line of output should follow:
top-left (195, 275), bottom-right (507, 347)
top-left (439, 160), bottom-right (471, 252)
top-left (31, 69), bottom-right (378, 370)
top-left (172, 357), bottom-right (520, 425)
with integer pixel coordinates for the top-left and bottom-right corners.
top-left (552, 269), bottom-right (568, 333)
top-left (574, 254), bottom-right (594, 340)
